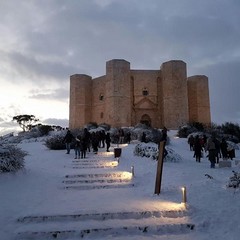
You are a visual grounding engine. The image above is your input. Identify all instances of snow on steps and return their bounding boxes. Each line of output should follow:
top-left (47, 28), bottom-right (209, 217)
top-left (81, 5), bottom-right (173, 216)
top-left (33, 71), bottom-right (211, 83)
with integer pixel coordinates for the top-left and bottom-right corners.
top-left (15, 149), bottom-right (195, 239)
top-left (16, 210), bottom-right (195, 239)
top-left (17, 224), bottom-right (195, 239)
top-left (63, 178), bottom-right (131, 184)
top-left (63, 171), bottom-right (134, 190)
top-left (17, 209), bottom-right (189, 223)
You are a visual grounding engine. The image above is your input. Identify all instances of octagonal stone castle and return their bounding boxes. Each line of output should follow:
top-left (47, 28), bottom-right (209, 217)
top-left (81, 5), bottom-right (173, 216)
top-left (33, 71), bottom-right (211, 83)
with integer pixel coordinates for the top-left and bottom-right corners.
top-left (69, 59), bottom-right (211, 130)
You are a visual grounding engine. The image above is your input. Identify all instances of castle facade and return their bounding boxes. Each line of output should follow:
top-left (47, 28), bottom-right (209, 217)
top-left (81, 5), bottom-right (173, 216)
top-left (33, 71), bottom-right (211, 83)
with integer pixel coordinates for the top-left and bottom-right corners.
top-left (69, 59), bottom-right (211, 130)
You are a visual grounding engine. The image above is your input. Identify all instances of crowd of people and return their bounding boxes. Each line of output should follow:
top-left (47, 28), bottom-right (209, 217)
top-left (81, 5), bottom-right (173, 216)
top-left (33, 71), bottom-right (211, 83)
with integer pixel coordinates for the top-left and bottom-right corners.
top-left (63, 128), bottom-right (131, 159)
top-left (188, 134), bottom-right (235, 168)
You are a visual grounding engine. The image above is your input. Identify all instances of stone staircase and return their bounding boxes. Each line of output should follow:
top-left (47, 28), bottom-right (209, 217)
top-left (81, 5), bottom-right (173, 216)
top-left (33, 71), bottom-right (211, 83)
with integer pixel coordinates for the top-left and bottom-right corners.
top-left (15, 149), bottom-right (195, 239)
top-left (63, 171), bottom-right (134, 190)
top-left (16, 211), bottom-right (194, 239)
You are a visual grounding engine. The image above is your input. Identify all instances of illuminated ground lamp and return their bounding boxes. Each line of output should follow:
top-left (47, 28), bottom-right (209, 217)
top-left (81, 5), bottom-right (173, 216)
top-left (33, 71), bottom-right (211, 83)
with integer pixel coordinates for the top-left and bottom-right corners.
top-left (181, 186), bottom-right (187, 204)
top-left (103, 161), bottom-right (118, 168)
top-left (131, 166), bottom-right (135, 177)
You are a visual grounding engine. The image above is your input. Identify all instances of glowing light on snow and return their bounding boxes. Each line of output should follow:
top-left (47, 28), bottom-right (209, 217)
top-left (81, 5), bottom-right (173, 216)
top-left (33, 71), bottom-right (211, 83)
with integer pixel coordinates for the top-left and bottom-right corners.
top-left (102, 161), bottom-right (119, 168)
top-left (102, 152), bottom-right (114, 156)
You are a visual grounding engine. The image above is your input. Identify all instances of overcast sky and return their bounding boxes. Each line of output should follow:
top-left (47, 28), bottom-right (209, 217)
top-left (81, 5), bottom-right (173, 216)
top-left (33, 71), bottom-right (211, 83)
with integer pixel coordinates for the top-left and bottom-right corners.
top-left (0, 0), bottom-right (240, 135)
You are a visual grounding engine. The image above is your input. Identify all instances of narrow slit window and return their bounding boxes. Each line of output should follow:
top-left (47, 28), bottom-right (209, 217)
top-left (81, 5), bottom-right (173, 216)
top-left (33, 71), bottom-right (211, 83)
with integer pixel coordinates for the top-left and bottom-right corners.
top-left (142, 88), bottom-right (149, 96)
top-left (99, 94), bottom-right (104, 101)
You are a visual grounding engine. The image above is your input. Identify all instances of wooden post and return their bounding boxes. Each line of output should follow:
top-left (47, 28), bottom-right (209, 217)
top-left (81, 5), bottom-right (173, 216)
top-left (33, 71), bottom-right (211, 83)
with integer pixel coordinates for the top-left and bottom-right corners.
top-left (154, 141), bottom-right (165, 195)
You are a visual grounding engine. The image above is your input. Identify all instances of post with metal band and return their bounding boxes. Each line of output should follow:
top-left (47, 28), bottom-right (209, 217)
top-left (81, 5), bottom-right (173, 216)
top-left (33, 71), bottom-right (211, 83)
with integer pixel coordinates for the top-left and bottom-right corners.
top-left (182, 186), bottom-right (187, 204)
top-left (131, 166), bottom-right (135, 177)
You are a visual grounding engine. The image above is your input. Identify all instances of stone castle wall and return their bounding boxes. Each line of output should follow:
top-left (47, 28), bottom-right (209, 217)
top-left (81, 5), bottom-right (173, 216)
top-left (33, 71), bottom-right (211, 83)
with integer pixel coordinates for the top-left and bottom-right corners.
top-left (161, 60), bottom-right (189, 129)
top-left (69, 59), bottom-right (211, 130)
top-left (187, 75), bottom-right (211, 125)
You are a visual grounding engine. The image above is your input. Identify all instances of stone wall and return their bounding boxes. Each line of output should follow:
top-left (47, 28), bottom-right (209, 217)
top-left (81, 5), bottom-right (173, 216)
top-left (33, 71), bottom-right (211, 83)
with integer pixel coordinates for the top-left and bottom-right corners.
top-left (161, 60), bottom-right (189, 129)
top-left (69, 59), bottom-right (211, 130)
top-left (69, 74), bottom-right (92, 129)
top-left (131, 70), bottom-right (160, 127)
top-left (91, 76), bottom-right (106, 124)
top-left (105, 59), bottom-right (132, 127)
top-left (187, 75), bottom-right (211, 125)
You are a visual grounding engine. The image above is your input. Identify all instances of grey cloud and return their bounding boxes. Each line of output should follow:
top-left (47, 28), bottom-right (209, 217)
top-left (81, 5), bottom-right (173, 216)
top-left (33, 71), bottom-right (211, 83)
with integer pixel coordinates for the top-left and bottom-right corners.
top-left (29, 88), bottom-right (69, 101)
top-left (197, 60), bottom-right (240, 124)
top-left (4, 51), bottom-right (83, 83)
top-left (0, 0), bottom-right (240, 125)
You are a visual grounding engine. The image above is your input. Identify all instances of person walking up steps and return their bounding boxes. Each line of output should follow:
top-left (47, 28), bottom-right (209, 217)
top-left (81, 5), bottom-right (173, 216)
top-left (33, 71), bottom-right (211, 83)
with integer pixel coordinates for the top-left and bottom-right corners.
top-left (105, 132), bottom-right (111, 152)
top-left (63, 130), bottom-right (74, 154)
top-left (206, 136), bottom-right (216, 168)
top-left (74, 135), bottom-right (81, 159)
top-left (193, 135), bottom-right (203, 163)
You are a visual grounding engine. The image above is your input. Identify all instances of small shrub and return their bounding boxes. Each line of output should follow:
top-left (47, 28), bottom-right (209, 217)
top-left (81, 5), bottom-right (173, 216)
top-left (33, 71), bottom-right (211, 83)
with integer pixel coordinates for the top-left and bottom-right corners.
top-left (38, 124), bottom-right (54, 136)
top-left (178, 124), bottom-right (198, 138)
top-left (44, 134), bottom-right (66, 150)
top-left (134, 143), bottom-right (182, 162)
top-left (221, 122), bottom-right (240, 142)
top-left (227, 171), bottom-right (240, 188)
top-left (0, 145), bottom-right (27, 173)
top-left (131, 124), bottom-right (163, 144)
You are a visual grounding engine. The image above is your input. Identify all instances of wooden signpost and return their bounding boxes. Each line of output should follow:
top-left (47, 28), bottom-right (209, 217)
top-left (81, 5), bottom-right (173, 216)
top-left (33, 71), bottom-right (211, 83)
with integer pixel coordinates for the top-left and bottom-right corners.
top-left (154, 141), bottom-right (165, 195)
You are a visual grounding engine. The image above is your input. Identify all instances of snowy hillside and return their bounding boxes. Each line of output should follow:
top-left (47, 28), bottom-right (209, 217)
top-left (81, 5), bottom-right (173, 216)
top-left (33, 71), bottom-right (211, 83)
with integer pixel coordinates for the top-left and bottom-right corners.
top-left (1, 131), bottom-right (240, 240)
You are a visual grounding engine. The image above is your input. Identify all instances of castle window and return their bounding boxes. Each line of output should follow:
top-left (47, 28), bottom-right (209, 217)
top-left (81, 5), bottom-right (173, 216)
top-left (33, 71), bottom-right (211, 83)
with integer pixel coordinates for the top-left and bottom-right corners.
top-left (99, 94), bottom-right (104, 101)
top-left (100, 112), bottom-right (104, 118)
top-left (142, 88), bottom-right (149, 96)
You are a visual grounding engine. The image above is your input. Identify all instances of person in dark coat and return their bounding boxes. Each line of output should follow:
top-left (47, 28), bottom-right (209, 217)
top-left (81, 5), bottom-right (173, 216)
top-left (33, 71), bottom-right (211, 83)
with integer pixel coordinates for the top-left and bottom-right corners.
top-left (141, 132), bottom-right (147, 143)
top-left (220, 138), bottom-right (228, 160)
top-left (74, 135), bottom-right (81, 159)
top-left (105, 132), bottom-right (111, 152)
top-left (193, 135), bottom-right (203, 162)
top-left (63, 130), bottom-right (74, 154)
top-left (206, 137), bottom-right (216, 168)
top-left (118, 129), bottom-right (125, 144)
top-left (99, 130), bottom-right (106, 148)
top-left (126, 132), bottom-right (131, 144)
top-left (83, 128), bottom-right (91, 153)
top-left (91, 132), bottom-right (99, 154)
top-left (79, 136), bottom-right (87, 158)
top-left (212, 136), bottom-right (221, 163)
top-left (188, 135), bottom-right (194, 151)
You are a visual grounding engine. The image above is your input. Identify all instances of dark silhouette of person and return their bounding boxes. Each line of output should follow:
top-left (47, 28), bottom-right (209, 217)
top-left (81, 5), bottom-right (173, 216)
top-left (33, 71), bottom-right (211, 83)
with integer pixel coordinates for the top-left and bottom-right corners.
top-left (126, 132), bottom-right (131, 144)
top-left (141, 132), bottom-right (147, 143)
top-left (220, 138), bottom-right (228, 160)
top-left (63, 130), bottom-right (74, 154)
top-left (193, 135), bottom-right (203, 162)
top-left (105, 132), bottom-right (111, 152)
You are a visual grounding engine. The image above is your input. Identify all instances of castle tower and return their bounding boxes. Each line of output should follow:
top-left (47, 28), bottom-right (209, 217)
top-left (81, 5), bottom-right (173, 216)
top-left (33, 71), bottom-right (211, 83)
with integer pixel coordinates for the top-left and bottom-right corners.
top-left (160, 60), bottom-right (189, 129)
top-left (105, 59), bottom-right (131, 127)
top-left (187, 75), bottom-right (211, 125)
top-left (69, 74), bottom-right (92, 129)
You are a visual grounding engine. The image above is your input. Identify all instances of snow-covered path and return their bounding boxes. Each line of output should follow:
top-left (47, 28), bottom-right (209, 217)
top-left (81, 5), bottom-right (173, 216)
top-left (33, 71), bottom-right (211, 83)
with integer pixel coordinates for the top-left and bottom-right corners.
top-left (1, 133), bottom-right (240, 239)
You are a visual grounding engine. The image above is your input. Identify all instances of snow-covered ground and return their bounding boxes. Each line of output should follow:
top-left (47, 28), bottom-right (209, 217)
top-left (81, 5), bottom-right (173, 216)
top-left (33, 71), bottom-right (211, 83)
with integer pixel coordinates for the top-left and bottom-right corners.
top-left (1, 130), bottom-right (240, 240)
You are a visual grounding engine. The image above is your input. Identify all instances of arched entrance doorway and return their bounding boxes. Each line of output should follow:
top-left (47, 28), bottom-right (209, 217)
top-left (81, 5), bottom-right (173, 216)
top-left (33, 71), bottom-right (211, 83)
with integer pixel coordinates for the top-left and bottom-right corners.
top-left (140, 114), bottom-right (151, 127)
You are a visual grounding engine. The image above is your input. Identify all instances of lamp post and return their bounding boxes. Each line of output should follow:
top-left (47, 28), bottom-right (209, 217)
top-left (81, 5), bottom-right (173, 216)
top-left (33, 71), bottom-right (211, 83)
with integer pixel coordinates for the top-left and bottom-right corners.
top-left (131, 166), bottom-right (134, 177)
top-left (181, 186), bottom-right (187, 204)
